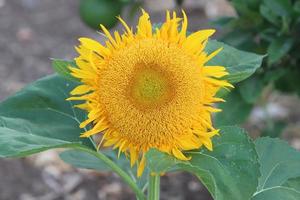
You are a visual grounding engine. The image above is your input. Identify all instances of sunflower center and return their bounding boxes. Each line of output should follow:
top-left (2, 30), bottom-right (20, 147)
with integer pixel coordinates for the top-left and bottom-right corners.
top-left (130, 67), bottom-right (171, 107)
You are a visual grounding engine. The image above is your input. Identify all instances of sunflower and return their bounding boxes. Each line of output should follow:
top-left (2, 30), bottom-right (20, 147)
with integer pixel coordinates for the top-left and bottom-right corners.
top-left (67, 10), bottom-right (233, 177)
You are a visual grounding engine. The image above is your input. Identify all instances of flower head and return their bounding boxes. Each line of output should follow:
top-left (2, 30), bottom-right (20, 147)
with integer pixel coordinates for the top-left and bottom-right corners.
top-left (67, 10), bottom-right (233, 176)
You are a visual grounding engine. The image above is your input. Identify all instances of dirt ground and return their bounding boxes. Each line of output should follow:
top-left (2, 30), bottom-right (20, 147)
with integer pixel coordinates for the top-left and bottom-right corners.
top-left (0, 1), bottom-right (299, 200)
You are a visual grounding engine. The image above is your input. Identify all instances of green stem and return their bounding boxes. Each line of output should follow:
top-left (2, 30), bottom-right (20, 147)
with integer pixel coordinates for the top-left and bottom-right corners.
top-left (73, 146), bottom-right (146, 200)
top-left (148, 174), bottom-right (160, 200)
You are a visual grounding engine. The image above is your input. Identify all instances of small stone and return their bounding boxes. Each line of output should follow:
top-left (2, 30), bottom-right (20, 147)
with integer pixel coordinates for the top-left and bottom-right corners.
top-left (65, 189), bottom-right (86, 200)
top-left (97, 190), bottom-right (106, 200)
top-left (267, 103), bottom-right (289, 119)
top-left (0, 0), bottom-right (6, 8)
top-left (188, 181), bottom-right (201, 191)
top-left (32, 150), bottom-right (58, 167)
top-left (19, 194), bottom-right (36, 200)
top-left (44, 165), bottom-right (61, 179)
top-left (291, 139), bottom-right (300, 150)
top-left (16, 27), bottom-right (33, 42)
top-left (62, 173), bottom-right (83, 192)
top-left (101, 182), bottom-right (122, 194)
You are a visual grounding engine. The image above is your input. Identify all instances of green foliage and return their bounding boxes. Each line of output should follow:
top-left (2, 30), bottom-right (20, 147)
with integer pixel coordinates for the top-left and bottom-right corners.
top-left (267, 37), bottom-right (293, 65)
top-left (181, 126), bottom-right (260, 200)
top-left (214, 0), bottom-right (300, 95)
top-left (239, 76), bottom-right (264, 104)
top-left (0, 75), bottom-right (94, 158)
top-left (145, 129), bottom-right (300, 200)
top-left (60, 149), bottom-right (112, 171)
top-left (206, 40), bottom-right (264, 83)
top-left (274, 68), bottom-right (300, 96)
top-left (261, 121), bottom-right (287, 138)
top-left (79, 0), bottom-right (123, 30)
top-left (214, 89), bottom-right (253, 127)
top-left (60, 149), bottom-right (149, 190)
top-left (146, 126), bottom-right (261, 200)
top-left (213, 0), bottom-right (300, 137)
top-left (146, 149), bottom-right (179, 174)
top-left (252, 137), bottom-right (300, 199)
top-left (51, 59), bottom-right (79, 82)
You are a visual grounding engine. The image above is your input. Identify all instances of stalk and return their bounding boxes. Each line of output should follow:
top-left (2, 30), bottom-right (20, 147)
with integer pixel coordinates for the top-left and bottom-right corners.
top-left (73, 146), bottom-right (146, 200)
top-left (148, 174), bottom-right (160, 200)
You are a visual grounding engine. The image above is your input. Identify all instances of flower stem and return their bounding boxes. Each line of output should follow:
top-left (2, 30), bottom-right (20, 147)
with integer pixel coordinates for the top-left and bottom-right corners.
top-left (148, 174), bottom-right (160, 200)
top-left (73, 145), bottom-right (146, 200)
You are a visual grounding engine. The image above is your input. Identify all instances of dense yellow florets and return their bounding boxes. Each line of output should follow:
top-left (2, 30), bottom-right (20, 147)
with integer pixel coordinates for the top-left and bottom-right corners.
top-left (67, 10), bottom-right (233, 176)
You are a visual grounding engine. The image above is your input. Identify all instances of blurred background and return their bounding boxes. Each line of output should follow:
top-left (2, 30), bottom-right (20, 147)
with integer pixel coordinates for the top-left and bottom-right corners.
top-left (0, 0), bottom-right (299, 200)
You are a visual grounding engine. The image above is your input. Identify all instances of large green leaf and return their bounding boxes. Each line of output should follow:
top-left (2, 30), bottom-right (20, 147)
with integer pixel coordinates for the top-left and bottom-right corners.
top-left (267, 37), bottom-right (293, 65)
top-left (51, 59), bottom-right (79, 82)
top-left (252, 187), bottom-right (300, 200)
top-left (214, 89), bottom-right (253, 127)
top-left (0, 74), bottom-right (94, 158)
top-left (59, 149), bottom-right (111, 171)
top-left (238, 76), bottom-right (264, 104)
top-left (60, 149), bottom-right (149, 190)
top-left (184, 126), bottom-right (260, 200)
top-left (252, 137), bottom-right (300, 200)
top-left (206, 40), bottom-right (264, 83)
top-left (260, 4), bottom-right (280, 25)
top-left (262, 0), bottom-right (293, 17)
top-left (261, 121), bottom-right (287, 138)
top-left (274, 69), bottom-right (300, 96)
top-left (146, 149), bottom-right (180, 174)
top-left (283, 177), bottom-right (300, 191)
top-left (146, 126), bottom-right (260, 200)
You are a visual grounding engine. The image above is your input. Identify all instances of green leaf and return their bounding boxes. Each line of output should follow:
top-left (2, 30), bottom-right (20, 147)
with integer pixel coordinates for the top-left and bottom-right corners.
top-left (261, 121), bottom-right (286, 138)
top-left (60, 148), bottom-right (149, 191)
top-left (238, 76), bottom-right (264, 104)
top-left (51, 59), bottom-right (79, 82)
top-left (252, 137), bottom-right (300, 200)
top-left (146, 126), bottom-right (260, 200)
top-left (59, 146), bottom-right (146, 199)
top-left (61, 149), bottom-right (134, 175)
top-left (295, 1), bottom-right (300, 13)
top-left (210, 17), bottom-right (236, 28)
top-left (283, 176), bottom-right (300, 191)
top-left (267, 37), bottom-right (293, 65)
top-left (252, 187), bottom-right (300, 200)
top-left (274, 68), bottom-right (300, 96)
top-left (262, 0), bottom-right (293, 17)
top-left (79, 0), bottom-right (123, 30)
top-left (259, 28), bottom-right (277, 43)
top-left (283, 177), bottom-right (300, 192)
top-left (206, 40), bottom-right (264, 83)
top-left (214, 89), bottom-right (253, 126)
top-left (146, 149), bottom-right (179, 174)
top-left (0, 74), bottom-right (94, 158)
top-left (182, 126), bottom-right (260, 200)
top-left (231, 0), bottom-right (261, 10)
top-left (260, 4), bottom-right (280, 25)
top-left (263, 68), bottom-right (286, 83)
top-left (220, 31), bottom-right (254, 50)
top-left (231, 0), bottom-right (260, 16)
top-left (60, 149), bottom-right (111, 171)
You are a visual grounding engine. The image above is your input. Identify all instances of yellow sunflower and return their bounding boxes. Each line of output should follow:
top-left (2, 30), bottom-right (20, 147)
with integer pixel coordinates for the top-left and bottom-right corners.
top-left (67, 10), bottom-right (233, 177)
